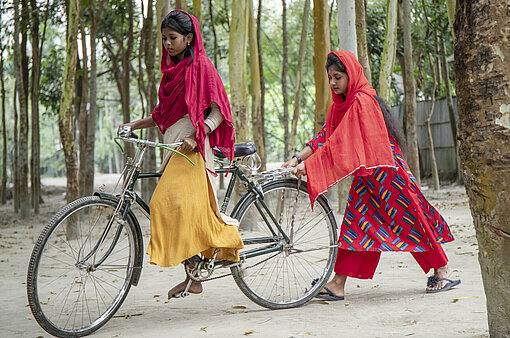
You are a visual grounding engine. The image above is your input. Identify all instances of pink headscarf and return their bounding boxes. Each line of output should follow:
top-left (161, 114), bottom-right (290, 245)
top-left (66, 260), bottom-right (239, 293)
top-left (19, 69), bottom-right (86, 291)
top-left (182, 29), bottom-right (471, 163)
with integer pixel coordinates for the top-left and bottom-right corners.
top-left (151, 10), bottom-right (235, 160)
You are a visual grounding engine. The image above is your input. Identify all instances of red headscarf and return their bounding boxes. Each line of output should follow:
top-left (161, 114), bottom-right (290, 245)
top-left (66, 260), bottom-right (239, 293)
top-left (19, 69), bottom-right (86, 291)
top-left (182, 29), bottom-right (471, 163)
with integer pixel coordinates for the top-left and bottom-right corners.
top-left (305, 50), bottom-right (396, 207)
top-left (151, 10), bottom-right (235, 160)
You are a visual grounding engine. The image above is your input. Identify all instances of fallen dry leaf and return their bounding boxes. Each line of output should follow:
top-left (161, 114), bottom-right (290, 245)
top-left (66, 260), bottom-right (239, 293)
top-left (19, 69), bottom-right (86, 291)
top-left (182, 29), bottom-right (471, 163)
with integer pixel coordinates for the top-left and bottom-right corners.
top-left (200, 327), bottom-right (207, 332)
top-left (244, 330), bottom-right (255, 335)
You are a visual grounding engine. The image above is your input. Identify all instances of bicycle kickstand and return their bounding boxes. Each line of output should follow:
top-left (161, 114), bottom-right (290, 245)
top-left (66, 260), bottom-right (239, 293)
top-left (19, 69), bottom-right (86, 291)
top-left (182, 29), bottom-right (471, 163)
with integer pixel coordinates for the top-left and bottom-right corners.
top-left (173, 279), bottom-right (193, 298)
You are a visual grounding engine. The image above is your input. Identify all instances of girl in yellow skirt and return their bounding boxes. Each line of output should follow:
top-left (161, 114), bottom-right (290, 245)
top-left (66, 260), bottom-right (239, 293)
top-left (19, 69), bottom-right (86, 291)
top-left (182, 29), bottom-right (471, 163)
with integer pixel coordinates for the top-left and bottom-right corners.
top-left (119, 10), bottom-right (243, 298)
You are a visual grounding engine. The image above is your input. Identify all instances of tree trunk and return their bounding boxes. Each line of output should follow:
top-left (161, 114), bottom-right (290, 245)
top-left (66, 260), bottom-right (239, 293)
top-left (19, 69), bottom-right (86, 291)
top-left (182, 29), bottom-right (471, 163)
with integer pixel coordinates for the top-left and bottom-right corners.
top-left (248, 0), bottom-right (264, 170)
top-left (175, 0), bottom-right (187, 10)
top-left (141, 0), bottom-right (158, 203)
top-left (454, 0), bottom-right (510, 335)
top-left (425, 53), bottom-right (439, 190)
top-left (287, 0), bottom-right (310, 157)
top-left (400, 0), bottom-right (420, 183)
top-left (281, 0), bottom-right (289, 159)
top-left (14, 0), bottom-right (30, 218)
top-left (355, 0), bottom-right (371, 84)
top-left (0, 47), bottom-right (6, 204)
top-left (86, 0), bottom-right (108, 197)
top-left (337, 0), bottom-right (357, 55)
top-left (13, 80), bottom-right (19, 212)
top-left (78, 2), bottom-right (90, 197)
top-left (192, 0), bottom-right (202, 24)
top-left (58, 0), bottom-right (80, 206)
top-left (313, 0), bottom-right (331, 133)
top-left (378, 0), bottom-right (398, 102)
top-left (256, 0), bottom-right (266, 170)
top-left (440, 37), bottom-right (462, 184)
top-left (123, 1), bottom-right (134, 160)
top-left (208, 0), bottom-right (218, 68)
top-left (29, 0), bottom-right (45, 212)
top-left (229, 0), bottom-right (249, 142)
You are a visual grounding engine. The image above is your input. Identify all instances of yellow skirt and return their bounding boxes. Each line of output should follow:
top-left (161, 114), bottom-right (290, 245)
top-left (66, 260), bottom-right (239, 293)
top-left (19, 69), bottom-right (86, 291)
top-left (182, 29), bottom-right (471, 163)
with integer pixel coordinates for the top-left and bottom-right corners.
top-left (147, 150), bottom-right (244, 267)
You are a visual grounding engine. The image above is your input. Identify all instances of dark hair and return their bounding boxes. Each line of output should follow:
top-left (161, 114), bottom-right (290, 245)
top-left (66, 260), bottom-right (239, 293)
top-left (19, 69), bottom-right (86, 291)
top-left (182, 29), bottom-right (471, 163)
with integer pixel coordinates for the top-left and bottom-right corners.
top-left (374, 96), bottom-right (407, 156)
top-left (161, 11), bottom-right (195, 63)
top-left (326, 53), bottom-right (347, 74)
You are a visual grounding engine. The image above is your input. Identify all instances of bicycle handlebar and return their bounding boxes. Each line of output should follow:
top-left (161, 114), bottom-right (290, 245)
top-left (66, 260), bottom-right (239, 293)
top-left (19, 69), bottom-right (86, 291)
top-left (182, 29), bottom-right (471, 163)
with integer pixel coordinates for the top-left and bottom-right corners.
top-left (114, 136), bottom-right (195, 166)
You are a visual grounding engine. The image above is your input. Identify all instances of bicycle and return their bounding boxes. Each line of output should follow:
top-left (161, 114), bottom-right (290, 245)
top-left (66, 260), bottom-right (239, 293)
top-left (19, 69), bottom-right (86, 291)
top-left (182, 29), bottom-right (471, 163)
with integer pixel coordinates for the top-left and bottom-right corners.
top-left (27, 132), bottom-right (339, 337)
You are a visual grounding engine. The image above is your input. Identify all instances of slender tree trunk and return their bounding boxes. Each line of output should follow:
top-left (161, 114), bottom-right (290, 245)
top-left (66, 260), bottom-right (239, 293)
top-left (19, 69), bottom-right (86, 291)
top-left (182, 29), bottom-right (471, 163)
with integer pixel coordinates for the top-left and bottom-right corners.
top-left (337, 0), bottom-right (357, 55)
top-left (440, 37), bottom-right (461, 184)
top-left (425, 52), bottom-right (439, 190)
top-left (14, 0), bottom-right (30, 218)
top-left (208, 0), bottom-right (218, 68)
top-left (29, 0), bottom-right (44, 212)
top-left (78, 3), bottom-right (90, 197)
top-left (288, 0), bottom-right (310, 157)
top-left (355, 0), bottom-right (371, 84)
top-left (401, 0), bottom-right (420, 183)
top-left (86, 0), bottom-right (108, 196)
top-left (229, 0), bottom-right (249, 142)
top-left (378, 0), bottom-right (398, 102)
top-left (58, 0), bottom-right (80, 205)
top-left (141, 0), bottom-right (158, 202)
top-left (248, 0), bottom-right (264, 170)
top-left (122, 1), bottom-right (134, 160)
top-left (13, 80), bottom-right (19, 212)
top-left (0, 48), bottom-right (6, 204)
top-left (313, 0), bottom-right (331, 133)
top-left (281, 0), bottom-right (289, 159)
top-left (256, 0), bottom-right (266, 170)
top-left (454, 0), bottom-right (510, 334)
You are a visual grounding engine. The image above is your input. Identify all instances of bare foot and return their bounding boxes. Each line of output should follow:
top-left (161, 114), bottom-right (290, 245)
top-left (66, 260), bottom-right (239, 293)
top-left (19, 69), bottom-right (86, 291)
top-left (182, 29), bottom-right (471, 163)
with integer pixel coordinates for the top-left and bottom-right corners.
top-left (318, 274), bottom-right (347, 298)
top-left (426, 265), bottom-right (452, 292)
top-left (167, 278), bottom-right (203, 299)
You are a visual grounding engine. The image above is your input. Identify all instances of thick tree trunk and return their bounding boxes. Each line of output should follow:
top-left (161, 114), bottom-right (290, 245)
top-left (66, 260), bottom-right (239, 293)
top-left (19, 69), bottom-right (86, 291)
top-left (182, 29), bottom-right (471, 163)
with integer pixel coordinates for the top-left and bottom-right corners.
top-left (248, 0), bottom-right (264, 170)
top-left (175, 0), bottom-right (187, 10)
top-left (288, 0), bottom-right (310, 157)
top-left (208, 0), bottom-right (218, 68)
top-left (192, 0), bottom-right (202, 24)
top-left (454, 0), bottom-right (510, 335)
top-left (425, 53), bottom-right (439, 190)
top-left (281, 0), bottom-right (289, 159)
top-left (59, 0), bottom-right (80, 203)
top-left (355, 0), bottom-right (371, 84)
top-left (313, 0), bottom-right (331, 133)
top-left (378, 0), bottom-right (397, 102)
top-left (229, 0), bottom-right (249, 142)
top-left (400, 0), bottom-right (420, 183)
top-left (337, 0), bottom-right (357, 55)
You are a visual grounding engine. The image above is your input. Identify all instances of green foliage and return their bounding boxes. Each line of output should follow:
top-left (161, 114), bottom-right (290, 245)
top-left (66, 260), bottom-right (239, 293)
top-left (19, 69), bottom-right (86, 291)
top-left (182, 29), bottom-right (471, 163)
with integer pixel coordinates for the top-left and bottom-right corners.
top-left (40, 44), bottom-right (65, 114)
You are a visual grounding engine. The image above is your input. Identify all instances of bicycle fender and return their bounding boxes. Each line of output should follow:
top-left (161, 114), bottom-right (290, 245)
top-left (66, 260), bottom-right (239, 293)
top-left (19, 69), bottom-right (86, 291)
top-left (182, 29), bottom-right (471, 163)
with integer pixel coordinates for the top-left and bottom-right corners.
top-left (94, 192), bottom-right (144, 286)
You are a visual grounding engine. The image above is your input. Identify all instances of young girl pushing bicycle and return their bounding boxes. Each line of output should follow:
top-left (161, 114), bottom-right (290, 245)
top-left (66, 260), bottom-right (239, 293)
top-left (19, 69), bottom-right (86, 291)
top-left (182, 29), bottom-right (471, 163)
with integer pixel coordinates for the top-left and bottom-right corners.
top-left (119, 10), bottom-right (243, 299)
top-left (283, 50), bottom-right (460, 300)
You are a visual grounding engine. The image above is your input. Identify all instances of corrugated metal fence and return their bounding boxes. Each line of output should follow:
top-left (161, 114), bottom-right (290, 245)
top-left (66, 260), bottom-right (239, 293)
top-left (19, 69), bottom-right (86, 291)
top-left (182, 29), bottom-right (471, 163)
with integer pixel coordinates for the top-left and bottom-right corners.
top-left (391, 98), bottom-right (458, 180)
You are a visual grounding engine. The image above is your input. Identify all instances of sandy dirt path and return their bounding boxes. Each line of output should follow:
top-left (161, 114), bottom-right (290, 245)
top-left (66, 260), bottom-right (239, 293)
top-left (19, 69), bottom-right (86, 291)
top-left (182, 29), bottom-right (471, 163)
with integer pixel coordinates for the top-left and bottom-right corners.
top-left (0, 177), bottom-right (488, 337)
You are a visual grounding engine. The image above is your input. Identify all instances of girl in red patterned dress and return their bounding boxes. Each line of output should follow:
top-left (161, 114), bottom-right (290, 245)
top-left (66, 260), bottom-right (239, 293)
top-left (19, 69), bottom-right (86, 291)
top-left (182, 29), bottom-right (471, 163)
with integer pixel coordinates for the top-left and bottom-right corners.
top-left (283, 50), bottom-right (460, 299)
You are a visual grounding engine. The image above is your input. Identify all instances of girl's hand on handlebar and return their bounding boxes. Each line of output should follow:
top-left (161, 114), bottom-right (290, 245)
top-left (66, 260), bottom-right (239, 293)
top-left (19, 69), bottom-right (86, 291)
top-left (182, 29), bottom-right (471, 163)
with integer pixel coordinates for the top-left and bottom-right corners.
top-left (293, 162), bottom-right (306, 178)
top-left (180, 136), bottom-right (197, 152)
top-left (282, 157), bottom-right (299, 168)
top-left (117, 122), bottom-right (135, 136)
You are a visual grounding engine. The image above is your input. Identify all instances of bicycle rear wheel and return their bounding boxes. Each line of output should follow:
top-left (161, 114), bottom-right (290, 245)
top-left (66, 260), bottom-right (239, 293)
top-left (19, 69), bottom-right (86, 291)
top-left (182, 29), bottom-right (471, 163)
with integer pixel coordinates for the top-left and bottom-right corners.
top-left (231, 178), bottom-right (338, 309)
top-left (27, 196), bottom-right (138, 337)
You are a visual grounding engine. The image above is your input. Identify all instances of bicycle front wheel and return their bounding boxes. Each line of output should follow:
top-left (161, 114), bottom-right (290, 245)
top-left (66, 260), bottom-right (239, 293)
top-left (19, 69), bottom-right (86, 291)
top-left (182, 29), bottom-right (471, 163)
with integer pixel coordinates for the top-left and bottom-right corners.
top-left (231, 178), bottom-right (338, 309)
top-left (27, 196), bottom-right (138, 337)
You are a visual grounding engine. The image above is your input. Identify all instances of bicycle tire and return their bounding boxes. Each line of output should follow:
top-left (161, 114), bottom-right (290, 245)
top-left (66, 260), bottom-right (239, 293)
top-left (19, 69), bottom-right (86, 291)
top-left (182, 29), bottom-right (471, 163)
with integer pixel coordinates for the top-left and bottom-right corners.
top-left (230, 178), bottom-right (338, 309)
top-left (27, 196), bottom-right (138, 337)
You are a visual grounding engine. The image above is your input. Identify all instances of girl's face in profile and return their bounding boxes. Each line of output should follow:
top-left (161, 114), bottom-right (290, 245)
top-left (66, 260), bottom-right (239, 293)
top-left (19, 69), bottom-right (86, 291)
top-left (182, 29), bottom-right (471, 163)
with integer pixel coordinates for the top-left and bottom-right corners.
top-left (162, 28), bottom-right (193, 60)
top-left (328, 66), bottom-right (349, 96)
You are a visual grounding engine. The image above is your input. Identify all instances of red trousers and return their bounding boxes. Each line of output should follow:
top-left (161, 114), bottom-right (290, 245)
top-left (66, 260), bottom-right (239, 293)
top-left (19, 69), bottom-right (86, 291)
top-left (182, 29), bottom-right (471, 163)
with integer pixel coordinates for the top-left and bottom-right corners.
top-left (334, 243), bottom-right (448, 279)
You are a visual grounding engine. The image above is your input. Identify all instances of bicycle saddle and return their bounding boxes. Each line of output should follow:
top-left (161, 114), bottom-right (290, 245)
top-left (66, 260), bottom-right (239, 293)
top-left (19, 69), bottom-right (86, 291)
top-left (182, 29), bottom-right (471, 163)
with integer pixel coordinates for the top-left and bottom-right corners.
top-left (214, 143), bottom-right (257, 158)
